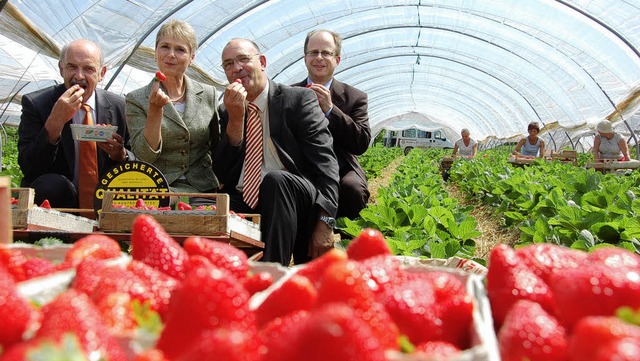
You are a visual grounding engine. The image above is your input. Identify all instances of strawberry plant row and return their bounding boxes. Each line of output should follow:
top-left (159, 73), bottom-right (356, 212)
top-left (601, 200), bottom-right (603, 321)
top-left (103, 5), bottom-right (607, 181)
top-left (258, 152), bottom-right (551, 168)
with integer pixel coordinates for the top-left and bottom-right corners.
top-left (358, 144), bottom-right (403, 180)
top-left (448, 150), bottom-right (640, 252)
top-left (340, 148), bottom-right (483, 264)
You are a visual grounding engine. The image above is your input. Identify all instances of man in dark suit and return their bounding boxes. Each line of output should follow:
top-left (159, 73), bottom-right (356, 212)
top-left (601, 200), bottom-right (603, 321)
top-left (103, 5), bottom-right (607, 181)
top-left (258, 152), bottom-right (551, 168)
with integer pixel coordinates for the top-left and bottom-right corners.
top-left (18, 39), bottom-right (133, 210)
top-left (292, 29), bottom-right (371, 219)
top-left (215, 38), bottom-right (339, 266)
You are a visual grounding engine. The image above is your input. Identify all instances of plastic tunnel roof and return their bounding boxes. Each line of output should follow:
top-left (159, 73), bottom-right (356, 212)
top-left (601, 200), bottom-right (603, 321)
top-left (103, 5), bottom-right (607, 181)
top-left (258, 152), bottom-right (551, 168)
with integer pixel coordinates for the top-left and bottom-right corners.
top-left (2, 0), bottom-right (640, 151)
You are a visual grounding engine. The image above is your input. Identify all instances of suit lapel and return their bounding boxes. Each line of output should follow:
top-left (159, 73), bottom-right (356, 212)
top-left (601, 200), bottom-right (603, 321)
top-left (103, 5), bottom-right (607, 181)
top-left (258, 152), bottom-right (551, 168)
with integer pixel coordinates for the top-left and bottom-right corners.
top-left (182, 77), bottom-right (204, 128)
top-left (267, 80), bottom-right (283, 140)
top-left (329, 79), bottom-right (345, 110)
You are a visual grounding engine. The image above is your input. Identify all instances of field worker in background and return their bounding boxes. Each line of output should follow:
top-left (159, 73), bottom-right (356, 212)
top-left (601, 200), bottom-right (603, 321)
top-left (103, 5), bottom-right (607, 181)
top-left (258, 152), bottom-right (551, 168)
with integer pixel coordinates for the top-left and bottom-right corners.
top-left (292, 29), bottom-right (371, 220)
top-left (126, 19), bottom-right (220, 199)
top-left (513, 122), bottom-right (545, 158)
top-left (451, 128), bottom-right (478, 158)
top-left (18, 39), bottom-right (132, 216)
top-left (215, 38), bottom-right (339, 266)
top-left (593, 120), bottom-right (630, 162)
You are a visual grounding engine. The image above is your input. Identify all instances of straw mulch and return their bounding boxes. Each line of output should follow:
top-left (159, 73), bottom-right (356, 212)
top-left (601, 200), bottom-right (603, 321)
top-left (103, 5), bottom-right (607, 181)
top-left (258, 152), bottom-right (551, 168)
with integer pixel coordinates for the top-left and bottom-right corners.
top-left (444, 183), bottom-right (520, 261)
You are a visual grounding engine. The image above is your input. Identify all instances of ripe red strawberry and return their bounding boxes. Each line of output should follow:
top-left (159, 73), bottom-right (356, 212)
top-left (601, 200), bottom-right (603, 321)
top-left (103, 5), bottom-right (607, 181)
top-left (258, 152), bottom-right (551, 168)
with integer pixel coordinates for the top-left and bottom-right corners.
top-left (261, 310), bottom-right (310, 361)
top-left (316, 260), bottom-right (400, 351)
top-left (515, 243), bottom-right (586, 283)
top-left (241, 270), bottom-right (274, 295)
top-left (255, 273), bottom-right (317, 327)
top-left (155, 71), bottom-right (166, 82)
top-left (550, 263), bottom-right (640, 330)
top-left (127, 260), bottom-right (179, 318)
top-left (486, 244), bottom-right (554, 328)
top-left (0, 265), bottom-right (39, 350)
top-left (569, 316), bottom-right (640, 361)
top-left (346, 228), bottom-right (390, 260)
top-left (72, 258), bottom-right (118, 296)
top-left (135, 198), bottom-right (148, 209)
top-left (22, 257), bottom-right (56, 279)
top-left (176, 327), bottom-right (263, 361)
top-left (0, 246), bottom-right (27, 282)
top-left (36, 289), bottom-right (127, 360)
top-left (89, 265), bottom-right (153, 309)
top-left (65, 234), bottom-right (122, 266)
top-left (587, 246), bottom-right (640, 270)
top-left (414, 341), bottom-right (461, 358)
top-left (131, 214), bottom-right (190, 280)
top-left (156, 263), bottom-right (257, 360)
top-left (183, 236), bottom-right (249, 281)
top-left (380, 271), bottom-right (471, 347)
top-left (357, 254), bottom-right (404, 296)
top-left (285, 303), bottom-right (387, 361)
top-left (96, 291), bottom-right (137, 335)
top-left (40, 199), bottom-right (51, 208)
top-left (176, 201), bottom-right (192, 210)
top-left (498, 299), bottom-right (569, 361)
top-left (295, 247), bottom-right (348, 289)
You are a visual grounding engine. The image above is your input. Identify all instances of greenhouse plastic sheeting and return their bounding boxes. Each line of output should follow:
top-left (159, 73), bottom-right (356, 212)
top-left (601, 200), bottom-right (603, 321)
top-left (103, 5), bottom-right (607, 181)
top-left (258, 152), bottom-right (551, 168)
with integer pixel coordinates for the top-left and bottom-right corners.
top-left (1, 0), bottom-right (640, 151)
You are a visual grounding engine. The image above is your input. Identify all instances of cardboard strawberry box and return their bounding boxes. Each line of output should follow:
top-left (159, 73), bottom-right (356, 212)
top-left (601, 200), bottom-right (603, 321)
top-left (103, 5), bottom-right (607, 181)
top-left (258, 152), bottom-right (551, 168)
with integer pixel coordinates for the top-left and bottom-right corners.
top-left (251, 256), bottom-right (499, 361)
top-left (12, 243), bottom-right (129, 305)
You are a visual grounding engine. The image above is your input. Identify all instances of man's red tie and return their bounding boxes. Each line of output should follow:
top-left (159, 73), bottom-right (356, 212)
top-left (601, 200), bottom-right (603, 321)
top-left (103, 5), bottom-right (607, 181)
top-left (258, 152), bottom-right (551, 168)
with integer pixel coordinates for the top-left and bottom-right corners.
top-left (243, 102), bottom-right (263, 209)
top-left (78, 104), bottom-right (98, 214)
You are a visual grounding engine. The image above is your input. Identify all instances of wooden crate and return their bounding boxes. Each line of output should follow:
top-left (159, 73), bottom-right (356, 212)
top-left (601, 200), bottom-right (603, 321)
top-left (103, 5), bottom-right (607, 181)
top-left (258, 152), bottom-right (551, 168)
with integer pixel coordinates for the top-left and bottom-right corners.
top-left (11, 187), bottom-right (98, 233)
top-left (550, 150), bottom-right (578, 165)
top-left (586, 159), bottom-right (640, 174)
top-left (10, 188), bottom-right (34, 230)
top-left (99, 191), bottom-right (262, 247)
top-left (1, 177), bottom-right (12, 244)
top-left (441, 156), bottom-right (455, 170)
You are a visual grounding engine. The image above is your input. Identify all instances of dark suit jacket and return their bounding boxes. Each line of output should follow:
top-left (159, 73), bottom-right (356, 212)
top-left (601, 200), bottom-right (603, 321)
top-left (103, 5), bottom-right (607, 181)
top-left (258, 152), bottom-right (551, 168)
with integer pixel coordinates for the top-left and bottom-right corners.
top-left (215, 80), bottom-right (339, 217)
top-left (18, 84), bottom-right (131, 187)
top-left (292, 78), bottom-right (370, 181)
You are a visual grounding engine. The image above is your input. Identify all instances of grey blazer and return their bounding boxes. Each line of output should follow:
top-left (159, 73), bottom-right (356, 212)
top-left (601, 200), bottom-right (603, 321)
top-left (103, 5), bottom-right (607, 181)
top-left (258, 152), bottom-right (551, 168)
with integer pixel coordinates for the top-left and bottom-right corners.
top-left (125, 76), bottom-right (220, 192)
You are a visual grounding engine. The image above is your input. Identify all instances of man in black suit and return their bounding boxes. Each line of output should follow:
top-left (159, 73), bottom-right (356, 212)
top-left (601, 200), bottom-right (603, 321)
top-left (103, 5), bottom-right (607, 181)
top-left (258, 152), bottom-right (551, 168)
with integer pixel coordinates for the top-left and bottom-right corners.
top-left (292, 29), bottom-right (371, 219)
top-left (18, 39), bottom-right (133, 210)
top-left (215, 38), bottom-right (339, 265)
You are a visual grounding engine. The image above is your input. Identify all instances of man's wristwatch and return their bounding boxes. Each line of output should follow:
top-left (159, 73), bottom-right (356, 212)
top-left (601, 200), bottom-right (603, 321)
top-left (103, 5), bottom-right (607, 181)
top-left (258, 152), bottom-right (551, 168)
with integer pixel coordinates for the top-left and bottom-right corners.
top-left (319, 215), bottom-right (336, 229)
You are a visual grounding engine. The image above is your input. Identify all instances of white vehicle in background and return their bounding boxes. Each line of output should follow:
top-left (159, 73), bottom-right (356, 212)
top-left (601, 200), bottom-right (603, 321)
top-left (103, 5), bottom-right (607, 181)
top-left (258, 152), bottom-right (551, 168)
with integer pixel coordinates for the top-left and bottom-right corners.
top-left (390, 128), bottom-right (454, 155)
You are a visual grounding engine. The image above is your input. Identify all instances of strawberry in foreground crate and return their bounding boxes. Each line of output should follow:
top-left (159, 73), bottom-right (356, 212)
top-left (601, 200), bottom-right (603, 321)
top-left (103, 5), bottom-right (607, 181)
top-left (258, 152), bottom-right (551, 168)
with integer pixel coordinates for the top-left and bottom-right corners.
top-left (487, 243), bottom-right (640, 361)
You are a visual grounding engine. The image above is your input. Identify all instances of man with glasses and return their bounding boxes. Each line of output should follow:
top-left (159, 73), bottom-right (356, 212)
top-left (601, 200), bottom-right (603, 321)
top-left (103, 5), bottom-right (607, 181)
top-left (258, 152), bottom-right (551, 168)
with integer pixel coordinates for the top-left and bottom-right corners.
top-left (293, 29), bottom-right (371, 220)
top-left (215, 38), bottom-right (339, 266)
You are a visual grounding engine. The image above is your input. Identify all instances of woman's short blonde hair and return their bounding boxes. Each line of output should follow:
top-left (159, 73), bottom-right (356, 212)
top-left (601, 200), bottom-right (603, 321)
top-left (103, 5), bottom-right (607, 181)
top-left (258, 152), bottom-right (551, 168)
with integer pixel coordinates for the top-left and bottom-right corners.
top-left (461, 128), bottom-right (470, 136)
top-left (155, 19), bottom-right (198, 54)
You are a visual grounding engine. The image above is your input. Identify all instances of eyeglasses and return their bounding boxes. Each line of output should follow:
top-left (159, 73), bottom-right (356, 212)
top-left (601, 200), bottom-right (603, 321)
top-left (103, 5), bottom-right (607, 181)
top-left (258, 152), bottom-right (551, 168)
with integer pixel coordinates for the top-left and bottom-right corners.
top-left (305, 50), bottom-right (335, 58)
top-left (221, 54), bottom-right (260, 71)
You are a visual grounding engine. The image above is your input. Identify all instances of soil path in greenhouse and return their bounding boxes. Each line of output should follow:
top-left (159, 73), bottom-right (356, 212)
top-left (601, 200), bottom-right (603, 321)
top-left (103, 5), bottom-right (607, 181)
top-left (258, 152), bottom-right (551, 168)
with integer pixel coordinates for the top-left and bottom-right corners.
top-left (444, 183), bottom-right (520, 260)
top-left (367, 156), bottom-right (519, 261)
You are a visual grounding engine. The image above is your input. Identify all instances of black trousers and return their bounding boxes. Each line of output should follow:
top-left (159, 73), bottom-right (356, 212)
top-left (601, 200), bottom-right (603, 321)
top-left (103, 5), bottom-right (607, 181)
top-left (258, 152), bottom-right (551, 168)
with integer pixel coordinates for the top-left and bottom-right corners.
top-left (337, 170), bottom-right (369, 219)
top-left (226, 170), bottom-right (317, 266)
top-left (27, 173), bottom-right (78, 208)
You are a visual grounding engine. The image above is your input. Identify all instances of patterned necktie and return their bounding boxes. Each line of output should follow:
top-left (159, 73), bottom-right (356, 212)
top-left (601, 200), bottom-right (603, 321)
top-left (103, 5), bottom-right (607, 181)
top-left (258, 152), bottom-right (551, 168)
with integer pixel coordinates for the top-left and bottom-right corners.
top-left (78, 104), bottom-right (98, 214)
top-left (243, 102), bottom-right (263, 209)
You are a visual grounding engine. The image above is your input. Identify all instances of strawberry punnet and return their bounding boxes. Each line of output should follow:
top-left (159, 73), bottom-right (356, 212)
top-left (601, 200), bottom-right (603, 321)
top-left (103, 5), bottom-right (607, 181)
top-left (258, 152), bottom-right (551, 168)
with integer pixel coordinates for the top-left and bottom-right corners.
top-left (154, 71), bottom-right (166, 82)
